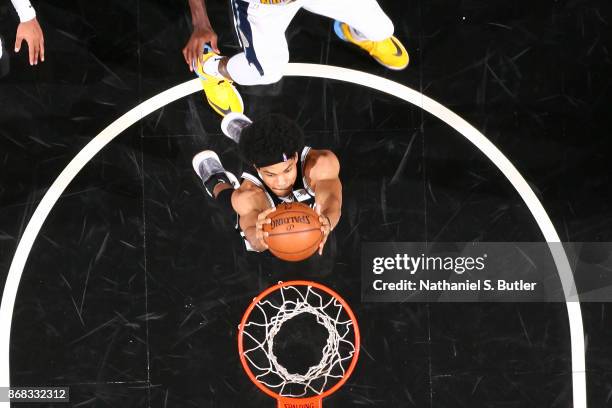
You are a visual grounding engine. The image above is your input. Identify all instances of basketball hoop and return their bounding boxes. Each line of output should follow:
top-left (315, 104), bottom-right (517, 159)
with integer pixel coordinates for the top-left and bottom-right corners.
top-left (238, 281), bottom-right (360, 408)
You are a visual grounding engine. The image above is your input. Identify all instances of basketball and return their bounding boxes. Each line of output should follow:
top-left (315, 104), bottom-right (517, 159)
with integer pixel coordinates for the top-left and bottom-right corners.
top-left (263, 203), bottom-right (322, 262)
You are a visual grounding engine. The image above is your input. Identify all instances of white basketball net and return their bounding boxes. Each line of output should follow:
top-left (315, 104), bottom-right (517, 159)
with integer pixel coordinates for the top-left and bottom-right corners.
top-left (241, 284), bottom-right (357, 398)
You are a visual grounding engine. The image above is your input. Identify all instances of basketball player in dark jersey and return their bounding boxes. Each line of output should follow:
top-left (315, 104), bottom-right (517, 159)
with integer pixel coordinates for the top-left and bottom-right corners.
top-left (192, 113), bottom-right (341, 255)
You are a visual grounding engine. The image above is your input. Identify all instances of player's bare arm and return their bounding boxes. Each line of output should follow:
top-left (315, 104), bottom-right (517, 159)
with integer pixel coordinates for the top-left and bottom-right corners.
top-left (10, 0), bottom-right (44, 66)
top-left (305, 149), bottom-right (342, 254)
top-left (306, 149), bottom-right (342, 228)
top-left (232, 183), bottom-right (273, 252)
top-left (183, 0), bottom-right (218, 70)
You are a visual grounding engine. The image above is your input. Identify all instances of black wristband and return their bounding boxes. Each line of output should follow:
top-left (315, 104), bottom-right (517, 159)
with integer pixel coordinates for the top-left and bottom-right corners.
top-left (204, 172), bottom-right (231, 194)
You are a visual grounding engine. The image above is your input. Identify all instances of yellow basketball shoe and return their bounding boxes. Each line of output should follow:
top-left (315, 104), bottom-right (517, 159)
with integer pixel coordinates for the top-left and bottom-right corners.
top-left (193, 46), bottom-right (244, 117)
top-left (334, 21), bottom-right (409, 71)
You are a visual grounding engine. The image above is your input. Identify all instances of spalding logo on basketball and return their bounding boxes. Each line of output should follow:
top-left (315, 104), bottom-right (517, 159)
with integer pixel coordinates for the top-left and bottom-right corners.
top-left (263, 202), bottom-right (322, 262)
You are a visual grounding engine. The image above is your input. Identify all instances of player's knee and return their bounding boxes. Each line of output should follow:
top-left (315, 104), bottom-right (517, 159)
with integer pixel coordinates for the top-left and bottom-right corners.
top-left (257, 58), bottom-right (288, 85)
top-left (257, 69), bottom-right (284, 85)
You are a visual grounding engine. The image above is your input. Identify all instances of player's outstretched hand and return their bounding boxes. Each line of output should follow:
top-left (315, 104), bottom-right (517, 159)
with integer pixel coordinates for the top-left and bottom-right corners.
top-left (182, 25), bottom-right (219, 71)
top-left (317, 207), bottom-right (332, 256)
top-left (255, 207), bottom-right (275, 251)
top-left (15, 18), bottom-right (44, 66)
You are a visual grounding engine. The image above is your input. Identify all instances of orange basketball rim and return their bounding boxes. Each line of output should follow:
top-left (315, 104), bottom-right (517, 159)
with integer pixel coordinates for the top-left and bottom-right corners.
top-left (238, 280), bottom-right (361, 408)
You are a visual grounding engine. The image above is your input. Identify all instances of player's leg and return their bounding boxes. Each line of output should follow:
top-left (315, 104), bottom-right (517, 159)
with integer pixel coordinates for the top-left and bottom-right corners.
top-left (193, 1), bottom-right (300, 116)
top-left (192, 150), bottom-right (240, 220)
top-left (225, 1), bottom-right (301, 85)
top-left (303, 0), bottom-right (409, 70)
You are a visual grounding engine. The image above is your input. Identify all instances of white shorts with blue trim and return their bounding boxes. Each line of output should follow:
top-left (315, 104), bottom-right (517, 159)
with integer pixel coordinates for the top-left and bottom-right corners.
top-left (227, 0), bottom-right (394, 85)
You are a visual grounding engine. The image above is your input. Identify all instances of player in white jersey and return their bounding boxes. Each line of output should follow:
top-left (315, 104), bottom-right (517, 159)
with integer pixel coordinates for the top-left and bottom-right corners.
top-left (182, 0), bottom-right (409, 117)
top-left (192, 113), bottom-right (341, 254)
top-left (0, 0), bottom-right (45, 77)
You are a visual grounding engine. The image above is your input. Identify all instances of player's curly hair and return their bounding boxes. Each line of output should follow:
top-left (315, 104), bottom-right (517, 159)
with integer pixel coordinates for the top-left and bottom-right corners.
top-left (238, 114), bottom-right (305, 168)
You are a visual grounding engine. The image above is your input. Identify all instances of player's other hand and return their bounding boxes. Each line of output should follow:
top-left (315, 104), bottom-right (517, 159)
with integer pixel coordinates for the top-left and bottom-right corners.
top-left (182, 25), bottom-right (219, 71)
top-left (316, 207), bottom-right (332, 256)
top-left (15, 18), bottom-right (44, 66)
top-left (255, 207), bottom-right (275, 251)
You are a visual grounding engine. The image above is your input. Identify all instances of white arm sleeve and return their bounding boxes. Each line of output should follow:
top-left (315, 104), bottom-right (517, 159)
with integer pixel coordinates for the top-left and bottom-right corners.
top-left (11, 0), bottom-right (37, 23)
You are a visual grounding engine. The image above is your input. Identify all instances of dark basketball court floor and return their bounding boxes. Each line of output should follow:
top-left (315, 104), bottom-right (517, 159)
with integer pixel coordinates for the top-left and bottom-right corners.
top-left (1, 0), bottom-right (611, 407)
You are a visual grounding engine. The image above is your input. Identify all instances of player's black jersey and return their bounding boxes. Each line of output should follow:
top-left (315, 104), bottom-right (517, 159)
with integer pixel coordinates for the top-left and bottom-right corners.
top-left (240, 146), bottom-right (316, 209)
top-left (237, 146), bottom-right (316, 251)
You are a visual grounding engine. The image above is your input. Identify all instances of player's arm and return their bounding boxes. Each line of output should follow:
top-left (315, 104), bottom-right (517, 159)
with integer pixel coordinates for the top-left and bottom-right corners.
top-left (308, 150), bottom-right (342, 230)
top-left (308, 150), bottom-right (342, 255)
top-left (11, 0), bottom-right (44, 65)
top-left (183, 0), bottom-right (219, 70)
top-left (232, 188), bottom-right (274, 252)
